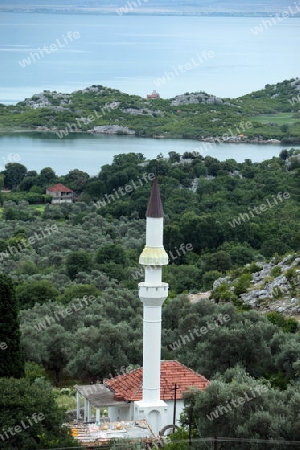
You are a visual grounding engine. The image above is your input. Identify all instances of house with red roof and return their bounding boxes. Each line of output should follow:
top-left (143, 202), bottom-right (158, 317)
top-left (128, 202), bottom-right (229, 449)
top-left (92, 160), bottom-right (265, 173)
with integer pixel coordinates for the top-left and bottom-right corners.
top-left (104, 360), bottom-right (209, 427)
top-left (46, 183), bottom-right (74, 204)
top-left (147, 90), bottom-right (160, 99)
top-left (74, 361), bottom-right (209, 433)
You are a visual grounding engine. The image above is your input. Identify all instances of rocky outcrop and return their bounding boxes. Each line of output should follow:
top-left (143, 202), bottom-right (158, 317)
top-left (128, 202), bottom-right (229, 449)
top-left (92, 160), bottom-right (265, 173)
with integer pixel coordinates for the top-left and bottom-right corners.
top-left (240, 275), bottom-right (291, 307)
top-left (212, 254), bottom-right (300, 317)
top-left (213, 276), bottom-right (232, 290)
top-left (22, 91), bottom-right (72, 109)
top-left (171, 92), bottom-right (223, 106)
top-left (121, 107), bottom-right (163, 117)
top-left (93, 125), bottom-right (135, 135)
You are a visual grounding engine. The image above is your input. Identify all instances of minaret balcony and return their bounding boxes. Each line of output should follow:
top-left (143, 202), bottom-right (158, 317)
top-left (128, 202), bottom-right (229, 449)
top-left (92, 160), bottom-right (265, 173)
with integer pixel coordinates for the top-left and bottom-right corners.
top-left (139, 247), bottom-right (168, 266)
top-left (138, 282), bottom-right (168, 303)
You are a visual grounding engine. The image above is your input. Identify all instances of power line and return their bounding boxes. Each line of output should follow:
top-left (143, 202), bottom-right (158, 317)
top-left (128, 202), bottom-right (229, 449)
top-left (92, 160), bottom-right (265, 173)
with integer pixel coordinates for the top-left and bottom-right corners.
top-left (38, 437), bottom-right (300, 449)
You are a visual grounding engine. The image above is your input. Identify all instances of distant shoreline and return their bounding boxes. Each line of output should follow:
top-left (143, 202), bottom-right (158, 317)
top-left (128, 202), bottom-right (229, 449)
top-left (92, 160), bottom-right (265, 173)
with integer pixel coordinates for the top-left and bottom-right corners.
top-left (1, 9), bottom-right (300, 17)
top-left (1, 128), bottom-right (298, 146)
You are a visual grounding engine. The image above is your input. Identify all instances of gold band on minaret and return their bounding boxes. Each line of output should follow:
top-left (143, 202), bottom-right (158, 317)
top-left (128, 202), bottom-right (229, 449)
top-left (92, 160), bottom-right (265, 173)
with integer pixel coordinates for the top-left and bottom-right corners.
top-left (139, 247), bottom-right (168, 266)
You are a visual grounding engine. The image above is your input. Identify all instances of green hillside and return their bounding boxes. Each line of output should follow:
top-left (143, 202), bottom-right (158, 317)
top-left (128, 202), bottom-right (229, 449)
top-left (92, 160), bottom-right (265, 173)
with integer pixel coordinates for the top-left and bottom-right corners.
top-left (1, 148), bottom-right (300, 448)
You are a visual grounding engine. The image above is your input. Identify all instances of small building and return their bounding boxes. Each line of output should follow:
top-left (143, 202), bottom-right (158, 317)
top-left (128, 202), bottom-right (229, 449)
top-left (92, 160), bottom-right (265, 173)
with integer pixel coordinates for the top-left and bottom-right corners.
top-left (147, 90), bottom-right (160, 99)
top-left (105, 361), bottom-right (209, 432)
top-left (188, 291), bottom-right (212, 303)
top-left (75, 361), bottom-right (209, 435)
top-left (46, 183), bottom-right (74, 204)
top-left (74, 383), bottom-right (155, 445)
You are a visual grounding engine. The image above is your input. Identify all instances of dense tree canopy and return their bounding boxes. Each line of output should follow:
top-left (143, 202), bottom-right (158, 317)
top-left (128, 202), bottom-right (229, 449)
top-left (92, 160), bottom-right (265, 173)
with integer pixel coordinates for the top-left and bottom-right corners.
top-left (0, 149), bottom-right (299, 447)
top-left (0, 274), bottom-right (24, 378)
top-left (4, 163), bottom-right (27, 189)
top-left (0, 377), bottom-right (77, 449)
top-left (181, 366), bottom-right (300, 449)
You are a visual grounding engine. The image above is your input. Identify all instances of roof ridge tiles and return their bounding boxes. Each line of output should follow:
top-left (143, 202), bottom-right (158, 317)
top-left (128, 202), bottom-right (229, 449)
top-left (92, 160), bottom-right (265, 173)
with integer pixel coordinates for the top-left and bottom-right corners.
top-left (104, 360), bottom-right (209, 401)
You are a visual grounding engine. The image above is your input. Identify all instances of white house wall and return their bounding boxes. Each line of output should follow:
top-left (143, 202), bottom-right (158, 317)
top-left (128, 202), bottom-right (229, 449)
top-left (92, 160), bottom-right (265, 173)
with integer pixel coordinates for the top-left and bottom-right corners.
top-left (165, 399), bottom-right (184, 429)
top-left (51, 198), bottom-right (73, 204)
top-left (108, 404), bottom-right (132, 422)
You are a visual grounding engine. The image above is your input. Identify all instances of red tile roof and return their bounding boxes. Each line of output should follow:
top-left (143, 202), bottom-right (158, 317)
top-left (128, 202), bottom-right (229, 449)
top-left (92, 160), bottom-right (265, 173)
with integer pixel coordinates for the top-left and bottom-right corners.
top-left (46, 183), bottom-right (73, 193)
top-left (104, 361), bottom-right (209, 401)
top-left (147, 91), bottom-right (160, 99)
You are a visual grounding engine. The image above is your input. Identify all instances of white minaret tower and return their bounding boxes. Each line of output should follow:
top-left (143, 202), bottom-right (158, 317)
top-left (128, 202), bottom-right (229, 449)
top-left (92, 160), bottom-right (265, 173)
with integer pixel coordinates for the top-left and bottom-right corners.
top-left (134, 178), bottom-right (169, 434)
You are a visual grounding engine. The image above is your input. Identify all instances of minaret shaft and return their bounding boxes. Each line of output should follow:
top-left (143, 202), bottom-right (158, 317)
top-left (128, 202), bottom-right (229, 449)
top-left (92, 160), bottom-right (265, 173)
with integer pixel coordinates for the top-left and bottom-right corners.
top-left (145, 267), bottom-right (162, 284)
top-left (139, 281), bottom-right (168, 404)
top-left (146, 217), bottom-right (164, 247)
top-left (142, 304), bottom-right (162, 403)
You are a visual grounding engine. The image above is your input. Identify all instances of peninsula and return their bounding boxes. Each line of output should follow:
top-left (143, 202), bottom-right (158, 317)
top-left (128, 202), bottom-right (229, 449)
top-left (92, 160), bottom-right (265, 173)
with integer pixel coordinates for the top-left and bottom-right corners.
top-left (1, 78), bottom-right (300, 144)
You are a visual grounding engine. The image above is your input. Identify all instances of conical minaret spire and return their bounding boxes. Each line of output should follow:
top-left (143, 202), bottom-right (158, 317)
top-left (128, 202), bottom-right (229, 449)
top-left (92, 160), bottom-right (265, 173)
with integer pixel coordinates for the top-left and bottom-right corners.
top-left (146, 177), bottom-right (164, 218)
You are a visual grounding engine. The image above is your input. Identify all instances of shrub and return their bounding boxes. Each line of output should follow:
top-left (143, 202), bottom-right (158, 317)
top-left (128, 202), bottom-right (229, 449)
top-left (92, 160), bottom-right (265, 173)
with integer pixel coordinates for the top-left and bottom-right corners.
top-left (25, 362), bottom-right (47, 383)
top-left (60, 388), bottom-right (71, 396)
top-left (202, 270), bottom-right (223, 290)
top-left (249, 262), bottom-right (262, 273)
top-left (234, 273), bottom-right (252, 296)
top-left (286, 268), bottom-right (297, 282)
top-left (212, 283), bottom-right (237, 303)
top-left (266, 311), bottom-right (298, 333)
top-left (271, 265), bottom-right (282, 277)
top-left (272, 286), bottom-right (282, 299)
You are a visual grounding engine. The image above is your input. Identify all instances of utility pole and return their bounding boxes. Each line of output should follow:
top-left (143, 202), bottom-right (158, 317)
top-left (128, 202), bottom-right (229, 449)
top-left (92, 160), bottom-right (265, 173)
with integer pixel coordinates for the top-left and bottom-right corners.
top-left (213, 435), bottom-right (218, 450)
top-left (172, 383), bottom-right (179, 431)
top-left (188, 396), bottom-right (193, 447)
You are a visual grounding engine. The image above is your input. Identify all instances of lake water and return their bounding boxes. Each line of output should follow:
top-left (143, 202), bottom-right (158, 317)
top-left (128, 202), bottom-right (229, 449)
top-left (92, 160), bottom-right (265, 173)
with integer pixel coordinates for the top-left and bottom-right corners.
top-left (0, 12), bottom-right (299, 103)
top-left (0, 133), bottom-right (296, 175)
top-left (1, 12), bottom-right (299, 173)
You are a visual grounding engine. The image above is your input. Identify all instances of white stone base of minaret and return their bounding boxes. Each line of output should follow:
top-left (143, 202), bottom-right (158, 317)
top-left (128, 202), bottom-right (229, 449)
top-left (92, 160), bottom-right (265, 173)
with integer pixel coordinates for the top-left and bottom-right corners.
top-left (134, 400), bottom-right (169, 436)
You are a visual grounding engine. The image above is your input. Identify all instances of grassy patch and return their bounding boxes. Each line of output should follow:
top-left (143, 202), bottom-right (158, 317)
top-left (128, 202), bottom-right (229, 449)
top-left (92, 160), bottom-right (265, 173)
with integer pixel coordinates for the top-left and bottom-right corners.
top-left (28, 204), bottom-right (46, 213)
top-left (0, 204), bottom-right (45, 218)
top-left (54, 390), bottom-right (77, 411)
top-left (250, 113), bottom-right (299, 125)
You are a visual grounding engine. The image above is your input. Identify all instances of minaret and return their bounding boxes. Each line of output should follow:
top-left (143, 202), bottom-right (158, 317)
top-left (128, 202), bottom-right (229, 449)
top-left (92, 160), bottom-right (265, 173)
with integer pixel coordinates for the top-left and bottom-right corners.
top-left (135, 178), bottom-right (169, 433)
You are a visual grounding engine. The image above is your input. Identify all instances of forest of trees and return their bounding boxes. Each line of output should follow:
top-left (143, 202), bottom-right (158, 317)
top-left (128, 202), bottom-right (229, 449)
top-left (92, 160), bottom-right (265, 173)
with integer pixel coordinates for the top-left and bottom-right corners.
top-left (0, 148), bottom-right (299, 448)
